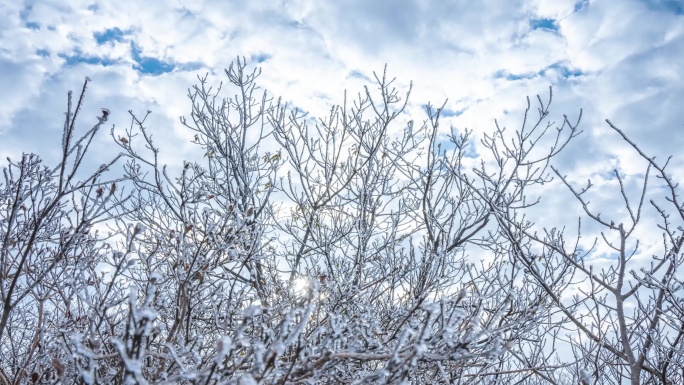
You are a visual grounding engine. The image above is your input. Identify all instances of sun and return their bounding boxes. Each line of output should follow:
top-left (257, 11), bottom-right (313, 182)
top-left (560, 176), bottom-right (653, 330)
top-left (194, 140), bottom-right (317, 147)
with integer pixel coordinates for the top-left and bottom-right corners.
top-left (292, 277), bottom-right (310, 296)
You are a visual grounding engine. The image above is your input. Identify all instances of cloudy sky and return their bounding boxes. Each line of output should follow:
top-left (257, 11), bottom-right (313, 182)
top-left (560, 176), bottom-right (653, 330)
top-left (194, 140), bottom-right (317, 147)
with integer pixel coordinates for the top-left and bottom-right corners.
top-left (1, 0), bottom-right (683, 259)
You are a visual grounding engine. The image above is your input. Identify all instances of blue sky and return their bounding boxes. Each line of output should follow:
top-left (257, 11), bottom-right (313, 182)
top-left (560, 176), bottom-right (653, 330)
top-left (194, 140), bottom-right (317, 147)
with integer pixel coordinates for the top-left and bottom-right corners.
top-left (1, 0), bottom-right (683, 258)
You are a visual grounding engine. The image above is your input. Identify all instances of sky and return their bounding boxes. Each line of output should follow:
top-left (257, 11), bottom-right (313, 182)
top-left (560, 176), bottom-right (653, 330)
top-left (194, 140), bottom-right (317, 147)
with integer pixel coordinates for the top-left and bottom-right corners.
top-left (1, 0), bottom-right (683, 263)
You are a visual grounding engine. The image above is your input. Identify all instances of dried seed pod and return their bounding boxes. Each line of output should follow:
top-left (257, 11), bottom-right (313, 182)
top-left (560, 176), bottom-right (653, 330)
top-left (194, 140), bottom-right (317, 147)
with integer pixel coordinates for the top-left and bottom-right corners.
top-left (51, 357), bottom-right (65, 377)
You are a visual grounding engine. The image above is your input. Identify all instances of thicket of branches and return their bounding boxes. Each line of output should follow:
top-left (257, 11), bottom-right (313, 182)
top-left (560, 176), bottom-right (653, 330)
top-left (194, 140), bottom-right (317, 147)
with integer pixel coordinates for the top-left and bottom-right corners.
top-left (1, 59), bottom-right (682, 385)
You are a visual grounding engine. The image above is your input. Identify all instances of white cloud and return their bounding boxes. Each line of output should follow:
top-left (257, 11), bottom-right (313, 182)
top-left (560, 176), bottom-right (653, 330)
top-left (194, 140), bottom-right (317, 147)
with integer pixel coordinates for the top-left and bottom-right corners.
top-left (1, 0), bottom-right (682, 270)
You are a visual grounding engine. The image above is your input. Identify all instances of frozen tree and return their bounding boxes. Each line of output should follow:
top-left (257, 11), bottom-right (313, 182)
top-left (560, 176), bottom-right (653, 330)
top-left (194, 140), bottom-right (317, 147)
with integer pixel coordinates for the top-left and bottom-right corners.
top-left (1, 59), bottom-right (681, 384)
top-left (0, 79), bottom-right (130, 384)
top-left (485, 116), bottom-right (684, 385)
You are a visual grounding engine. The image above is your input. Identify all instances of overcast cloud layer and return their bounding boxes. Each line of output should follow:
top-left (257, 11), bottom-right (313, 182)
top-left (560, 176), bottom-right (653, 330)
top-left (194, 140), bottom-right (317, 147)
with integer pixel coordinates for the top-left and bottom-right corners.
top-left (1, 0), bottom-right (683, 262)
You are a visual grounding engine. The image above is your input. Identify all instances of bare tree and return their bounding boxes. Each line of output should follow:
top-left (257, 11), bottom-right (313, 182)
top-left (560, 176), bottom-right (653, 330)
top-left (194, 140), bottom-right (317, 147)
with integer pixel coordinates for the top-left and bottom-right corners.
top-left (471, 98), bottom-right (684, 384)
top-left (0, 79), bottom-right (129, 384)
top-left (1, 59), bottom-right (680, 384)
